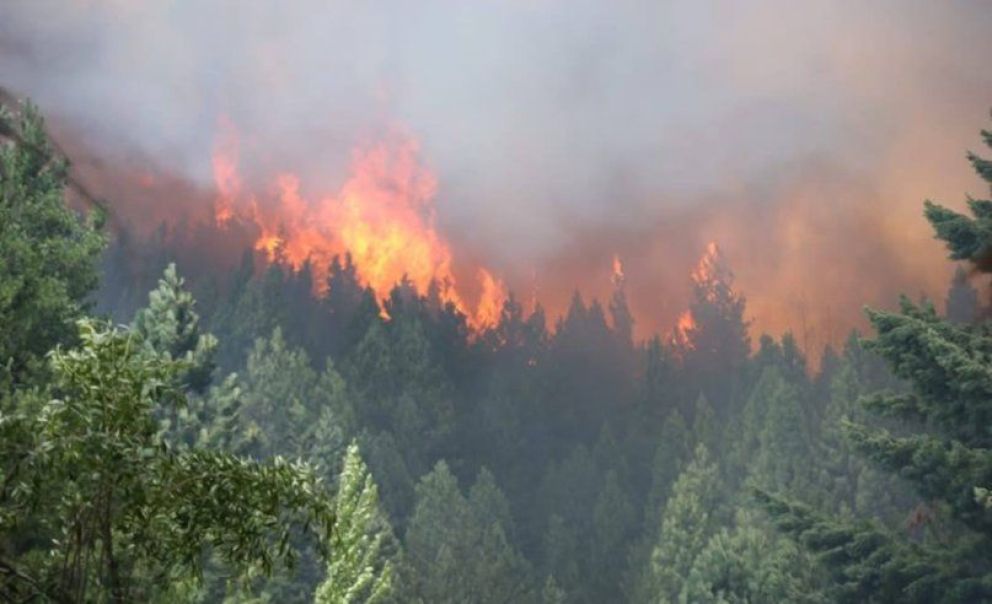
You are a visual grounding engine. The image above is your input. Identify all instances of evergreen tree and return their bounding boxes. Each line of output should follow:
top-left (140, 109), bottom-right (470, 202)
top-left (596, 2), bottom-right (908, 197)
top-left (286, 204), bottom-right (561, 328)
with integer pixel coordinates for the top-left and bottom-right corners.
top-left (641, 444), bottom-right (722, 603)
top-left (469, 467), bottom-right (518, 546)
top-left (541, 575), bottom-right (566, 604)
top-left (692, 392), bottom-right (718, 454)
top-left (133, 263), bottom-right (217, 393)
top-left (237, 328), bottom-right (354, 465)
top-left (673, 243), bottom-right (750, 418)
top-left (590, 469), bottom-right (635, 601)
top-left (751, 370), bottom-right (815, 495)
top-left (404, 461), bottom-right (532, 603)
top-left (346, 314), bottom-right (453, 475)
top-left (813, 334), bottom-right (912, 522)
top-left (0, 103), bottom-right (104, 384)
top-left (542, 514), bottom-right (579, 599)
top-left (315, 443), bottom-right (398, 604)
top-left (323, 253), bottom-right (378, 360)
top-left (681, 511), bottom-right (824, 603)
top-left (759, 118), bottom-right (992, 603)
top-left (643, 410), bottom-right (692, 531)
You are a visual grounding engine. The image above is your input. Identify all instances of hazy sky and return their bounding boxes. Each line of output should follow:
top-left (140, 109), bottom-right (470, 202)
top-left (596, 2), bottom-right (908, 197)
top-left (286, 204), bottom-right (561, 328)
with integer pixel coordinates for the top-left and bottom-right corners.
top-left (3, 0), bottom-right (992, 345)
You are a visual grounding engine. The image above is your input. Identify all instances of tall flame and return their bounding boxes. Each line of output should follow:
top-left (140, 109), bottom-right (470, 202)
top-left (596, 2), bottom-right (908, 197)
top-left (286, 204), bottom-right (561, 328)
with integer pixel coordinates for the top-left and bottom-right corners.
top-left (210, 119), bottom-right (506, 328)
top-left (691, 241), bottom-right (724, 302)
top-left (671, 241), bottom-right (722, 348)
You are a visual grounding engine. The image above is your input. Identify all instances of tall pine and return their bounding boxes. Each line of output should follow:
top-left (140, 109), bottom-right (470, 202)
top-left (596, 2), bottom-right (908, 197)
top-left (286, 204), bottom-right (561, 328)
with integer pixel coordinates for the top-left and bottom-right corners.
top-left (758, 117), bottom-right (992, 603)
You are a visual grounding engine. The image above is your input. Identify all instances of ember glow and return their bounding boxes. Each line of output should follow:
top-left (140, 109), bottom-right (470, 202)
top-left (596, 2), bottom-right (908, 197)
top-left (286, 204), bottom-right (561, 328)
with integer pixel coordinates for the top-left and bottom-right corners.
top-left (210, 120), bottom-right (507, 329)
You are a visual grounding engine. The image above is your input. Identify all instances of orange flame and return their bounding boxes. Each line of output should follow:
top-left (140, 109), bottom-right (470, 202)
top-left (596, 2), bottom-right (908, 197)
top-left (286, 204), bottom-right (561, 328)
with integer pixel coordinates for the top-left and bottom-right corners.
top-left (211, 115), bottom-right (240, 226)
top-left (675, 309), bottom-right (697, 337)
top-left (211, 119), bottom-right (506, 329)
top-left (611, 254), bottom-right (625, 286)
top-left (671, 241), bottom-right (722, 348)
top-left (691, 241), bottom-right (724, 301)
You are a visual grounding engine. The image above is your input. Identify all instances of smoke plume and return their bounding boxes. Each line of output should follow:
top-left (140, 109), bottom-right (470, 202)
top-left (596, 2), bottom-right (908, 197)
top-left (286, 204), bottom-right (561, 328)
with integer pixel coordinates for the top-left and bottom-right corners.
top-left (3, 0), bottom-right (992, 350)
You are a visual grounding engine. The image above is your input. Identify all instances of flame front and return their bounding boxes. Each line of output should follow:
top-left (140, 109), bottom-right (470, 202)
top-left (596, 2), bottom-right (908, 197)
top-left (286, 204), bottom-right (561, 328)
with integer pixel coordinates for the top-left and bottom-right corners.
top-left (211, 119), bottom-right (506, 329)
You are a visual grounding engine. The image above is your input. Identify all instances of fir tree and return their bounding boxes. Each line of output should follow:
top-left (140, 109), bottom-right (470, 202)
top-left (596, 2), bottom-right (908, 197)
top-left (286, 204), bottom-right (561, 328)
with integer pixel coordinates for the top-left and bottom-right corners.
top-left (315, 443), bottom-right (398, 604)
top-left (404, 461), bottom-right (532, 603)
top-left (759, 117), bottom-right (992, 603)
top-left (0, 103), bottom-right (104, 384)
top-left (133, 263), bottom-right (217, 393)
top-left (642, 444), bottom-right (723, 603)
top-left (681, 511), bottom-right (825, 603)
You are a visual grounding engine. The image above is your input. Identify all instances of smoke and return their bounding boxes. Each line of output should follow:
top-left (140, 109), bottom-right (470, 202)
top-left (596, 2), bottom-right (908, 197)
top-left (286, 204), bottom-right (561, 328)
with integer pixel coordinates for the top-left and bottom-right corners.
top-left (3, 0), bottom-right (992, 349)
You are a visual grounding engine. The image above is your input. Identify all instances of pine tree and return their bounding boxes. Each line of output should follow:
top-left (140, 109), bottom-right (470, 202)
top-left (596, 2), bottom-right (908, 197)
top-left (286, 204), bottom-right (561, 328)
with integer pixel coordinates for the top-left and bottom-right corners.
top-left (323, 253), bottom-right (378, 360)
top-left (404, 461), bottom-right (532, 603)
top-left (315, 443), bottom-right (398, 604)
top-left (469, 467), bottom-right (518, 546)
top-left (541, 575), bottom-right (566, 604)
top-left (643, 410), bottom-right (691, 530)
top-left (759, 117), bottom-right (992, 603)
top-left (680, 511), bottom-right (825, 603)
top-left (0, 103), bottom-right (104, 384)
top-left (642, 444), bottom-right (723, 603)
top-left (590, 469), bottom-right (635, 601)
top-left (346, 315), bottom-right (454, 474)
top-left (814, 335), bottom-right (911, 522)
top-left (133, 263), bottom-right (217, 393)
top-left (751, 369), bottom-right (815, 495)
top-left (237, 328), bottom-right (354, 463)
top-left (542, 514), bottom-right (579, 599)
top-left (673, 243), bottom-right (750, 418)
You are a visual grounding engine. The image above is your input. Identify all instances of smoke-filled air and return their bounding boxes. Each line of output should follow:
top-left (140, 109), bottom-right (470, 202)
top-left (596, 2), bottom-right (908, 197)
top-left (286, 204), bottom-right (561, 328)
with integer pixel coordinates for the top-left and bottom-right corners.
top-left (3, 1), bottom-right (992, 602)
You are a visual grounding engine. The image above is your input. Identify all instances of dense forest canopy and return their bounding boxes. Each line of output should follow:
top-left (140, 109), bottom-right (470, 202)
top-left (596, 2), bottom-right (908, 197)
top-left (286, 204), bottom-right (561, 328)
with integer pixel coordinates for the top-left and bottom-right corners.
top-left (4, 91), bottom-right (992, 602)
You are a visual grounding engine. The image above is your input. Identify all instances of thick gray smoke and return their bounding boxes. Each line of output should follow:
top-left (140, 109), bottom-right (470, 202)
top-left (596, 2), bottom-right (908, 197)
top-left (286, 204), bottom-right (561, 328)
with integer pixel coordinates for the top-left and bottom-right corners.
top-left (3, 0), bottom-right (992, 346)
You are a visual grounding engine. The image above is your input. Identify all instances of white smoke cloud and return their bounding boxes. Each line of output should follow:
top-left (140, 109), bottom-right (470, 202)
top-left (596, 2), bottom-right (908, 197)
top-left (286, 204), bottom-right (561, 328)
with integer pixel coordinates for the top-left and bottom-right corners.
top-left (3, 0), bottom-right (992, 340)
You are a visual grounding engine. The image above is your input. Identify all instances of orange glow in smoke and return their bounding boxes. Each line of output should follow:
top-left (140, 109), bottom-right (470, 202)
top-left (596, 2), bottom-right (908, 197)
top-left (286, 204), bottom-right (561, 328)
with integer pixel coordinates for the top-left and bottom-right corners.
top-left (211, 115), bottom-right (240, 226)
top-left (671, 241), bottom-right (723, 349)
top-left (612, 254), bottom-right (625, 286)
top-left (211, 119), bottom-right (506, 329)
top-left (691, 241), bottom-right (723, 303)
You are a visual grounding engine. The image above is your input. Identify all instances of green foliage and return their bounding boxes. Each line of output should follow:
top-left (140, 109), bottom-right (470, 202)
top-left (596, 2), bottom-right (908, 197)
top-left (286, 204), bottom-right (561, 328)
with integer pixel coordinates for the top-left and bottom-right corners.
top-left (0, 104), bottom-right (104, 383)
top-left (541, 514), bottom-right (578, 599)
top-left (754, 489), bottom-right (992, 603)
top-left (315, 442), bottom-right (398, 604)
top-left (133, 263), bottom-right (217, 392)
top-left (345, 316), bottom-right (453, 475)
top-left (643, 444), bottom-right (723, 603)
top-left (759, 118), bottom-right (992, 603)
top-left (0, 320), bottom-right (335, 602)
top-left (681, 511), bottom-right (825, 603)
top-left (404, 461), bottom-right (532, 603)
top-left (237, 328), bottom-right (354, 467)
top-left (541, 574), bottom-right (566, 604)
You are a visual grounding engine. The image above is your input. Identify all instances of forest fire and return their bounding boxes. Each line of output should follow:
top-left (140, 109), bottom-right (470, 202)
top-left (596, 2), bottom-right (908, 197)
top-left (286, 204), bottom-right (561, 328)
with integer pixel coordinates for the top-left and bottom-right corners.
top-left (611, 254), bottom-right (625, 286)
top-left (209, 119), bottom-right (507, 329)
top-left (670, 242), bottom-right (723, 349)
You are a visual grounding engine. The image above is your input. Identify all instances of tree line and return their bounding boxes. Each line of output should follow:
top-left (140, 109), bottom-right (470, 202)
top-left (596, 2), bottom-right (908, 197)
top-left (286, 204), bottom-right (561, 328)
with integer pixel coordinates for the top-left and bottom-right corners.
top-left (3, 100), bottom-right (992, 602)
